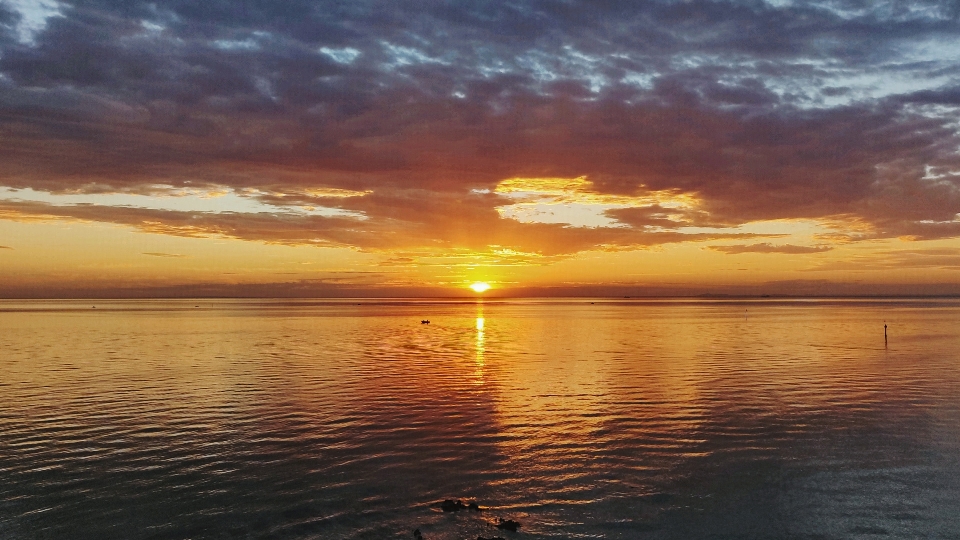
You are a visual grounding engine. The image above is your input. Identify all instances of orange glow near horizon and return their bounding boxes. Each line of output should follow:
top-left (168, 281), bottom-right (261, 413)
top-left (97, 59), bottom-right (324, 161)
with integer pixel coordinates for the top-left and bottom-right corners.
top-left (2, 191), bottom-right (960, 297)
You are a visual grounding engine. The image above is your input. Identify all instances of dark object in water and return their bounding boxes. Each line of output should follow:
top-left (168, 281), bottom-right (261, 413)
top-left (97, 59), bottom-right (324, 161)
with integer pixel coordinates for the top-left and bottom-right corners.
top-left (478, 537), bottom-right (506, 540)
top-left (421, 320), bottom-right (430, 324)
top-left (496, 518), bottom-right (520, 531)
top-left (413, 528), bottom-right (423, 539)
top-left (439, 499), bottom-right (481, 512)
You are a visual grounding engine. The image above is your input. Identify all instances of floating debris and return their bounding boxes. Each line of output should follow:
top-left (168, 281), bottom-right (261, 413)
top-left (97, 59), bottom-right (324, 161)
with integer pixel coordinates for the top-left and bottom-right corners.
top-left (439, 499), bottom-right (480, 512)
top-left (421, 320), bottom-right (430, 324)
top-left (496, 518), bottom-right (520, 532)
top-left (477, 537), bottom-right (506, 540)
top-left (413, 528), bottom-right (423, 539)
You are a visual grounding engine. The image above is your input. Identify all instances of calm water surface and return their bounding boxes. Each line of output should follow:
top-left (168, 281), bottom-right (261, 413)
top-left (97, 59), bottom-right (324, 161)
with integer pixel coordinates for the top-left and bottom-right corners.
top-left (2, 298), bottom-right (960, 539)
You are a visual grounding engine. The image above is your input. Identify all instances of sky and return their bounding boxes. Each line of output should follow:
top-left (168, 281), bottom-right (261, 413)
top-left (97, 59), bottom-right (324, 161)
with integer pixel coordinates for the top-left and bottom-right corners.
top-left (1, 0), bottom-right (960, 297)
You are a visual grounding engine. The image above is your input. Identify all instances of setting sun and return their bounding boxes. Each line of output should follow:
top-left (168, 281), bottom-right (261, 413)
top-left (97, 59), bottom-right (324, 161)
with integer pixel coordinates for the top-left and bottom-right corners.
top-left (470, 282), bottom-right (491, 293)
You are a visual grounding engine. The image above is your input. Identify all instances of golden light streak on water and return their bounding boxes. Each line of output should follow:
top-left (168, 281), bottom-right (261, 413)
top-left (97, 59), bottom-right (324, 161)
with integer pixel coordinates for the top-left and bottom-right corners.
top-left (475, 306), bottom-right (485, 384)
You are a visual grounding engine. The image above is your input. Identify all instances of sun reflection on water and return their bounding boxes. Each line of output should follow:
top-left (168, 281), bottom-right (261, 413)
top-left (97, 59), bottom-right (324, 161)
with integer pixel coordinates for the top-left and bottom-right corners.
top-left (474, 306), bottom-right (485, 383)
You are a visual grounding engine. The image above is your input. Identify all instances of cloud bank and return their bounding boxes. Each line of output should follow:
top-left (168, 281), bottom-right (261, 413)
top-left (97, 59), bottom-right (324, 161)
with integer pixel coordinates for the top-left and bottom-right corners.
top-left (1, 0), bottom-right (960, 256)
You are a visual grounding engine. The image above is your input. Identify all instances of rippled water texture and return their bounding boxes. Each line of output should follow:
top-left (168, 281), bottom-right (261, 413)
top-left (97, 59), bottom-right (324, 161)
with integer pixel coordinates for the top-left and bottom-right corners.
top-left (2, 298), bottom-right (960, 539)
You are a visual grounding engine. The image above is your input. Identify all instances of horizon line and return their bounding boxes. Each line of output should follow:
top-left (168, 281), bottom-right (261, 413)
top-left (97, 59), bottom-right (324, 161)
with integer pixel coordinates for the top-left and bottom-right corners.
top-left (4, 294), bottom-right (960, 300)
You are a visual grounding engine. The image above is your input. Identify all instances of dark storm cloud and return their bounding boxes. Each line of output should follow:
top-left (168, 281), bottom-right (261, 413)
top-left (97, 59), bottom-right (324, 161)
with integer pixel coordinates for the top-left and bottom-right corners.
top-left (2, 0), bottom-right (960, 252)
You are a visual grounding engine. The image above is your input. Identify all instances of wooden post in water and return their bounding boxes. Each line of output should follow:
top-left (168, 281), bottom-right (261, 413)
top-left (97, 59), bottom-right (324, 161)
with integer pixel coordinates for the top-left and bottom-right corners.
top-left (884, 321), bottom-right (887, 347)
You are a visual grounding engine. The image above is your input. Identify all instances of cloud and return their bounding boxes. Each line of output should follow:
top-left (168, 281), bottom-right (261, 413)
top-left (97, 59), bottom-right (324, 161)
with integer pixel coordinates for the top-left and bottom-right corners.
top-left (708, 243), bottom-right (834, 254)
top-left (142, 252), bottom-right (185, 258)
top-left (1, 0), bottom-right (959, 257)
top-left (1, 0), bottom-right (64, 45)
top-left (804, 248), bottom-right (960, 272)
top-left (0, 197), bottom-right (779, 256)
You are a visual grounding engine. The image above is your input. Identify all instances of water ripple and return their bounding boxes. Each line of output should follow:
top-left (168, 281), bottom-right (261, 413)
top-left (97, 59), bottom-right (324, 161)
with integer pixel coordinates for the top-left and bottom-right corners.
top-left (2, 298), bottom-right (960, 538)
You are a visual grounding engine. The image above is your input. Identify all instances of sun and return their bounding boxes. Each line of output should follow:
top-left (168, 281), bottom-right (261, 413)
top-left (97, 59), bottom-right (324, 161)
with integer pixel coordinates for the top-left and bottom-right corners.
top-left (469, 282), bottom-right (491, 293)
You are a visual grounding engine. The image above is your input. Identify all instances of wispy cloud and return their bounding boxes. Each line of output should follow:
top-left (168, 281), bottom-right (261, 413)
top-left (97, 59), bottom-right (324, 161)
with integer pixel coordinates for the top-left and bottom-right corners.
top-left (708, 244), bottom-right (833, 255)
top-left (804, 248), bottom-right (960, 272)
top-left (142, 252), bottom-right (186, 258)
top-left (0, 198), bottom-right (781, 256)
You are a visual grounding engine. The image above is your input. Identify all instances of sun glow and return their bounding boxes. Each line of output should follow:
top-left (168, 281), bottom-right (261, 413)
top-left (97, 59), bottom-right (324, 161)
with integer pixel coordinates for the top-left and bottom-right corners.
top-left (470, 282), bottom-right (491, 293)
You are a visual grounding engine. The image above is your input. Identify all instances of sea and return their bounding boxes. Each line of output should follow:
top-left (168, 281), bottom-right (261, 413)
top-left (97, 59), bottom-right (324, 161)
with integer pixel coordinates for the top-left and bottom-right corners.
top-left (2, 298), bottom-right (959, 539)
